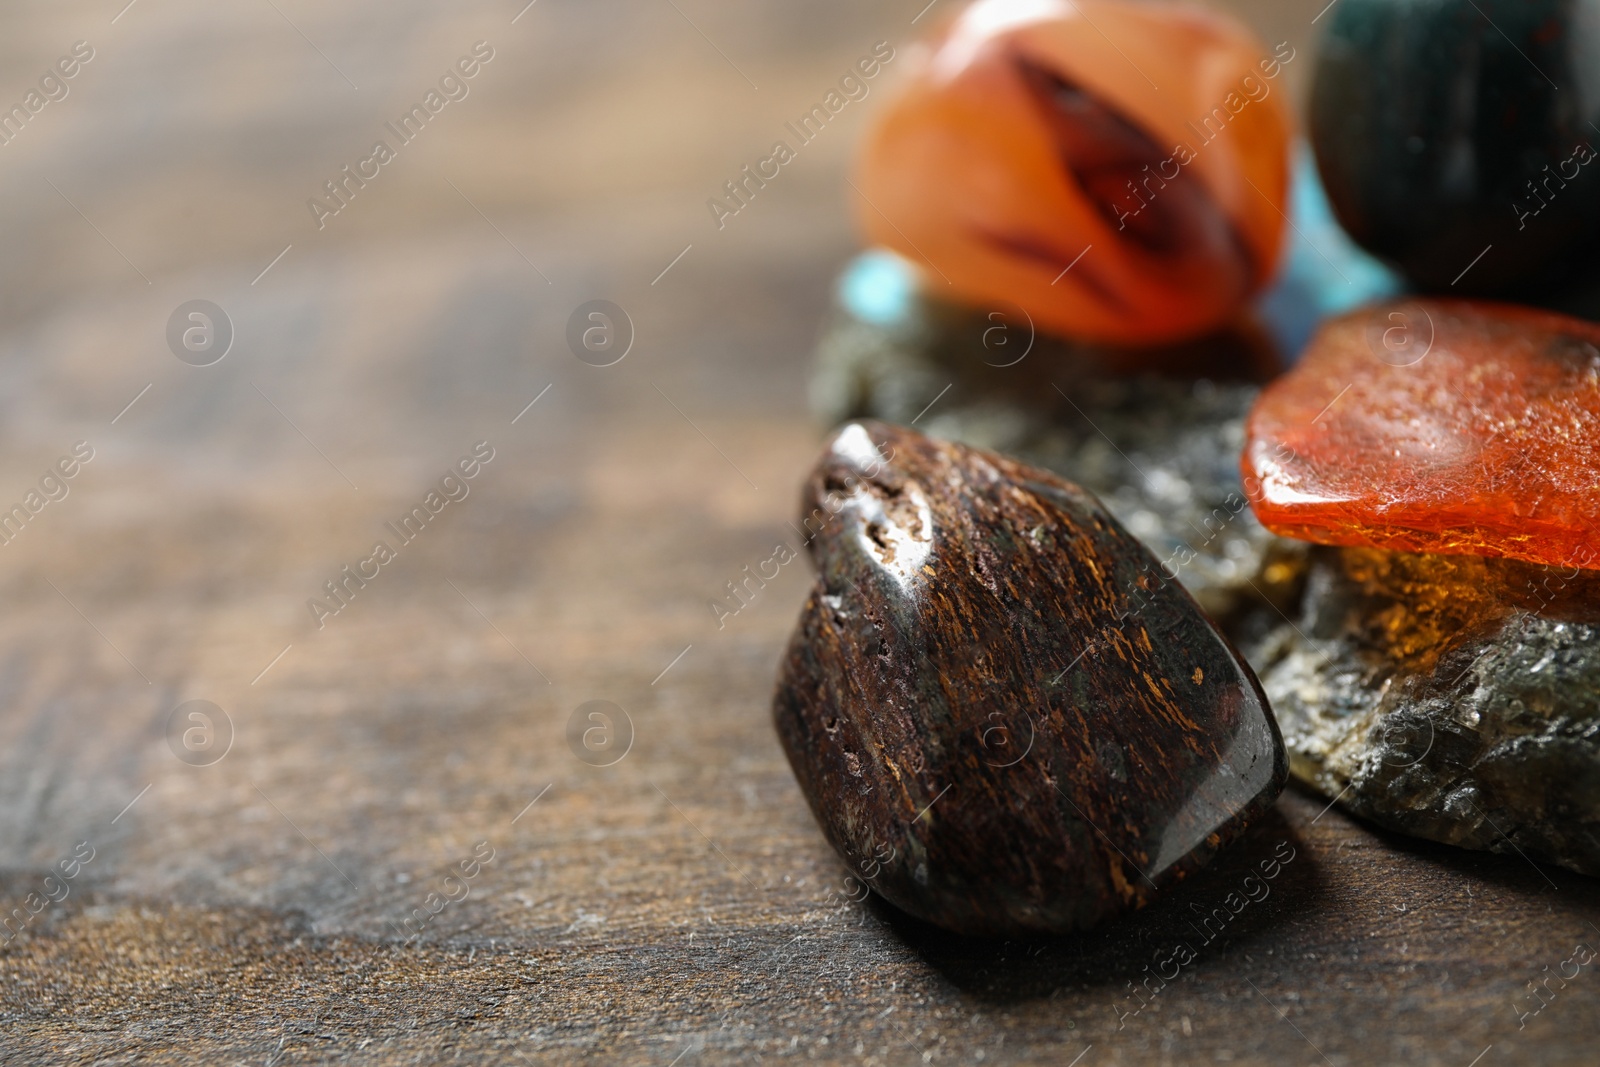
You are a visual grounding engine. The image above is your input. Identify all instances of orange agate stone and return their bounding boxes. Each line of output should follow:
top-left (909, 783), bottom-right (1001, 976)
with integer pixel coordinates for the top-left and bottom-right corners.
top-left (1244, 300), bottom-right (1600, 570)
top-left (855, 0), bottom-right (1292, 349)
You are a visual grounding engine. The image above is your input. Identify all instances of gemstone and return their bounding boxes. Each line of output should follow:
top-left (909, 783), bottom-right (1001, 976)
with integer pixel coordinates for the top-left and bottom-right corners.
top-left (812, 256), bottom-right (1305, 619)
top-left (772, 422), bottom-right (1287, 935)
top-left (1246, 546), bottom-right (1600, 876)
top-left (1310, 0), bottom-right (1600, 295)
top-left (854, 0), bottom-right (1292, 348)
top-left (1244, 300), bottom-right (1600, 570)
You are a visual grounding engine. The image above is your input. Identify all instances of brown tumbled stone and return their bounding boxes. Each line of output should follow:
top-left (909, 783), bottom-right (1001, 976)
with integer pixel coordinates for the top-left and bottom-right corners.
top-left (773, 422), bottom-right (1287, 936)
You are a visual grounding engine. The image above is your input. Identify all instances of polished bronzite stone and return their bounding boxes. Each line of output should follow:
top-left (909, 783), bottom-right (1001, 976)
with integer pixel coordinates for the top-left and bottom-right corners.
top-left (773, 421), bottom-right (1287, 935)
top-left (1247, 546), bottom-right (1600, 876)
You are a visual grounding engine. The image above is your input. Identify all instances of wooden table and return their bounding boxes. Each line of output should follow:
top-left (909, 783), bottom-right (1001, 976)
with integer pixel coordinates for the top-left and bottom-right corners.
top-left (0, 1), bottom-right (1595, 1063)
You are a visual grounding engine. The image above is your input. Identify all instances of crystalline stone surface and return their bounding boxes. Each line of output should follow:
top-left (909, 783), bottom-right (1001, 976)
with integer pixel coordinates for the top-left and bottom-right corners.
top-left (1245, 299), bottom-right (1600, 570)
top-left (1244, 546), bottom-right (1600, 876)
top-left (774, 422), bottom-right (1287, 935)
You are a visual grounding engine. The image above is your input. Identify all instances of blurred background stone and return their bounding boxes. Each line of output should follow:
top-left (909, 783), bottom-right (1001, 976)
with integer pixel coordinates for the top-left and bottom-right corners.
top-left (1310, 0), bottom-right (1600, 299)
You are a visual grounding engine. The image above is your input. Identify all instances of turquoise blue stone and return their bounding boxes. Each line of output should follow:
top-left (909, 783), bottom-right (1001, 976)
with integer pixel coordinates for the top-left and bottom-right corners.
top-left (1254, 143), bottom-right (1405, 359)
top-left (837, 248), bottom-right (920, 330)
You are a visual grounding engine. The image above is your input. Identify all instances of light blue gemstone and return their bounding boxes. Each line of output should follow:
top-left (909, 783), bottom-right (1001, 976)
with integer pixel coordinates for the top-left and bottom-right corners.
top-left (1254, 141), bottom-right (1406, 361)
top-left (838, 248), bottom-right (920, 329)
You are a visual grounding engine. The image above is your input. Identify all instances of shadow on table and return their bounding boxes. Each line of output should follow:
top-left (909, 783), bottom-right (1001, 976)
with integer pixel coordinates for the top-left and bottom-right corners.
top-left (1283, 779), bottom-right (1597, 903)
top-left (862, 804), bottom-right (1318, 1004)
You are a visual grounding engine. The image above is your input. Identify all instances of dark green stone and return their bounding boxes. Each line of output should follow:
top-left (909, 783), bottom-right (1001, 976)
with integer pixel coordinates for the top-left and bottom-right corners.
top-left (1310, 0), bottom-right (1600, 295)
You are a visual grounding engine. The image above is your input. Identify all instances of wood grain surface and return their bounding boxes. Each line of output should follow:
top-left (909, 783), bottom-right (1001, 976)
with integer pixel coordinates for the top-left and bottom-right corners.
top-left (0, 1), bottom-right (1596, 1064)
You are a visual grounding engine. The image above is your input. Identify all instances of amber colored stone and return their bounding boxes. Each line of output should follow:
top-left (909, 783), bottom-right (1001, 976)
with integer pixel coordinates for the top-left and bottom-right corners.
top-left (854, 0), bottom-right (1292, 349)
top-left (1244, 300), bottom-right (1600, 569)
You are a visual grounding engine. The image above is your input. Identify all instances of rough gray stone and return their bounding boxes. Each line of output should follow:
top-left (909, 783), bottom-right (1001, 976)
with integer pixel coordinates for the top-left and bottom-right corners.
top-left (810, 298), bottom-right (1304, 619)
top-left (1246, 546), bottom-right (1600, 876)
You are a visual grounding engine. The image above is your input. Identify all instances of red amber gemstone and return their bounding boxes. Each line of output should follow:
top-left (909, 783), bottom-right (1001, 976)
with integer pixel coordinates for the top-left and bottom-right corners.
top-left (855, 0), bottom-right (1292, 349)
top-left (1244, 300), bottom-right (1600, 569)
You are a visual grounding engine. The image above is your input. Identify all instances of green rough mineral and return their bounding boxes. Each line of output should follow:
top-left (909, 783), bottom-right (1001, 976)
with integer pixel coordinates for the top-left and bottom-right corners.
top-left (1244, 546), bottom-right (1600, 876)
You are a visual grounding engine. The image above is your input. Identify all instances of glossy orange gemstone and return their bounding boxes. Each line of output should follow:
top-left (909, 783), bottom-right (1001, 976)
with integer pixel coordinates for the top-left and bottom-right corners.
top-left (854, 0), bottom-right (1293, 349)
top-left (1244, 300), bottom-right (1600, 570)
